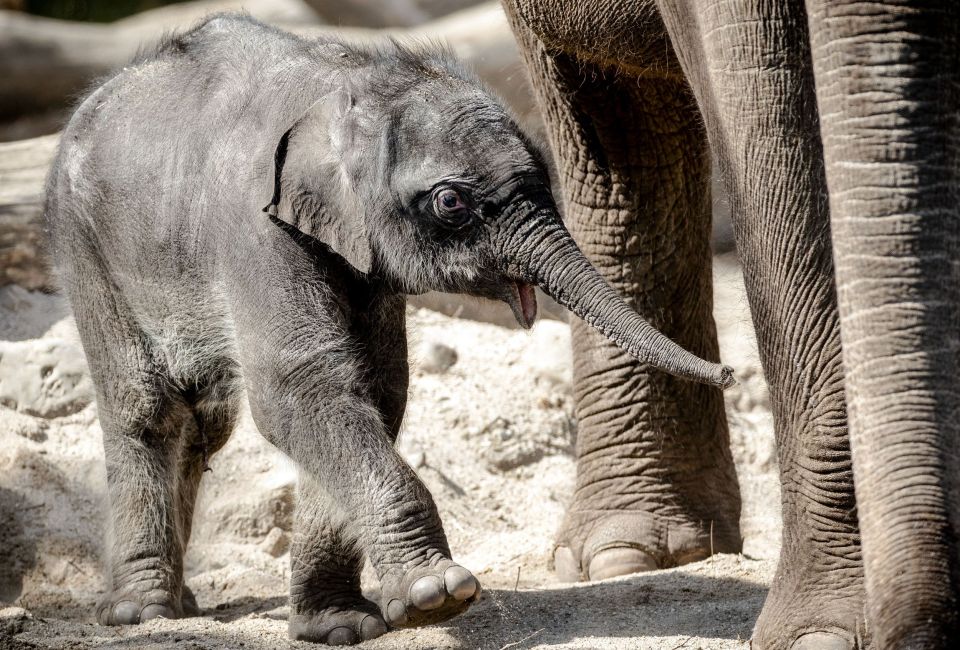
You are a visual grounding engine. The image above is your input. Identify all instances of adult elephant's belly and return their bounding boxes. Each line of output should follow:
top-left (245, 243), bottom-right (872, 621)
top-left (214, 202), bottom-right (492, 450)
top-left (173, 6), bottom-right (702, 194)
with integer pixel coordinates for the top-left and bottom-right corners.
top-left (505, 0), bottom-right (680, 74)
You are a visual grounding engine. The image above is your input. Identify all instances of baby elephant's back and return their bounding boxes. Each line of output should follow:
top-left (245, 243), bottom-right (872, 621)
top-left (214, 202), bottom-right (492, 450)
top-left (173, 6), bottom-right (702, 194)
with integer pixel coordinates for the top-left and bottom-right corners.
top-left (46, 15), bottom-right (304, 295)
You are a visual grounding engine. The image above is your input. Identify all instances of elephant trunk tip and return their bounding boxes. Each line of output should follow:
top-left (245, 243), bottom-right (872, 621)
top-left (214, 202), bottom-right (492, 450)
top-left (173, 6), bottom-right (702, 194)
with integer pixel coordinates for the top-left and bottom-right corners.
top-left (713, 364), bottom-right (737, 390)
top-left (618, 322), bottom-right (737, 389)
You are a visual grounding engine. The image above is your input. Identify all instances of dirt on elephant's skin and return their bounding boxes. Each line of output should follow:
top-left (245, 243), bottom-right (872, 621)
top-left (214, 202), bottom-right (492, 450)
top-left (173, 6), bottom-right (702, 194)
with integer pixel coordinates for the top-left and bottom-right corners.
top-left (0, 254), bottom-right (777, 649)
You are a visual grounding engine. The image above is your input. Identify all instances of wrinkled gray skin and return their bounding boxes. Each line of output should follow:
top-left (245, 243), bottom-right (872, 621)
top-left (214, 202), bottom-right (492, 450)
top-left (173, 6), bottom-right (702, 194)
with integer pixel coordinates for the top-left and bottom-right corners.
top-left (504, 0), bottom-right (960, 649)
top-left (43, 14), bottom-right (733, 646)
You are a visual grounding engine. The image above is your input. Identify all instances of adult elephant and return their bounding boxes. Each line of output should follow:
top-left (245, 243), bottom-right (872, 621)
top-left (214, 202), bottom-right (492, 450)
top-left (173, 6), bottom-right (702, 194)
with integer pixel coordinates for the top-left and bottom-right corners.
top-left (502, 1), bottom-right (959, 648)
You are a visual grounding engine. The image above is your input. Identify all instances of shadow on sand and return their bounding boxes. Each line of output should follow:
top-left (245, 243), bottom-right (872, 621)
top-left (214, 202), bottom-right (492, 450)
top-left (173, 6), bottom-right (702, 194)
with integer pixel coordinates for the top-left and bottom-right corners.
top-left (5, 561), bottom-right (766, 649)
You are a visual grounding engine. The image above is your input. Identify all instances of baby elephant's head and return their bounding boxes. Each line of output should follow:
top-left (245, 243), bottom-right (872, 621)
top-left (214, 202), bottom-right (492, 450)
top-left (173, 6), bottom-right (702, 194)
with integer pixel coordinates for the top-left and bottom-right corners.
top-left (265, 42), bottom-right (733, 388)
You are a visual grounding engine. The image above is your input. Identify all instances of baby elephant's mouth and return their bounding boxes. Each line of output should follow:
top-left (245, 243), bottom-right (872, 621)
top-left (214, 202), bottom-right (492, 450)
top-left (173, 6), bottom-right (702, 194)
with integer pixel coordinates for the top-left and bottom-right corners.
top-left (505, 280), bottom-right (538, 329)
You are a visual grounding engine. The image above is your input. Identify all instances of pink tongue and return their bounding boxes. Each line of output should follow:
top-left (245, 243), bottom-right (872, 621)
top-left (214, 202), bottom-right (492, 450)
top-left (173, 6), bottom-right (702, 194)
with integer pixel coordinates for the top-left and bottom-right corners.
top-left (517, 282), bottom-right (538, 326)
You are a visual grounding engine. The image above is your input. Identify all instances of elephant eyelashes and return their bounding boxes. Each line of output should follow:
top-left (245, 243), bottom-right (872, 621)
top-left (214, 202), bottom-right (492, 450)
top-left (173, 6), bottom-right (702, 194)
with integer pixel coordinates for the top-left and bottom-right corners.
top-left (432, 186), bottom-right (473, 229)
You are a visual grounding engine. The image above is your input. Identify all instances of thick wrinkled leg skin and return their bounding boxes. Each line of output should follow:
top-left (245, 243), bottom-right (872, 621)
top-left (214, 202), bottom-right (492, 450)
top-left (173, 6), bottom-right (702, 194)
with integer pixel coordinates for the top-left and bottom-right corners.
top-left (288, 476), bottom-right (387, 646)
top-left (68, 256), bottom-right (236, 627)
top-left (505, 14), bottom-right (742, 583)
top-left (652, 2), bottom-right (866, 647)
top-left (355, 292), bottom-right (480, 630)
top-left (232, 244), bottom-right (480, 638)
top-left (92, 376), bottom-right (235, 626)
top-left (68, 272), bottom-right (183, 625)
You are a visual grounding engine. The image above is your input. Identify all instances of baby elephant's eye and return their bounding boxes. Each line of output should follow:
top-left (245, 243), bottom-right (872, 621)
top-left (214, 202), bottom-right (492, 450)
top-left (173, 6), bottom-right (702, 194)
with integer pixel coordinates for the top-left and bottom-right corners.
top-left (432, 187), bottom-right (471, 228)
top-left (439, 189), bottom-right (463, 210)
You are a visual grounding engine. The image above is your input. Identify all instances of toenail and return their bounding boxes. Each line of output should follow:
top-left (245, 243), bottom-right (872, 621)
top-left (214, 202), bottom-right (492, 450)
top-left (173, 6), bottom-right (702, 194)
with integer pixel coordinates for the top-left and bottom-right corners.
top-left (444, 566), bottom-right (478, 601)
top-left (587, 547), bottom-right (658, 581)
top-left (410, 575), bottom-right (446, 610)
top-left (553, 546), bottom-right (582, 582)
top-left (139, 603), bottom-right (175, 622)
top-left (112, 600), bottom-right (140, 624)
top-left (360, 614), bottom-right (388, 640)
top-left (790, 631), bottom-right (854, 650)
top-left (386, 598), bottom-right (408, 626)
top-left (326, 626), bottom-right (357, 646)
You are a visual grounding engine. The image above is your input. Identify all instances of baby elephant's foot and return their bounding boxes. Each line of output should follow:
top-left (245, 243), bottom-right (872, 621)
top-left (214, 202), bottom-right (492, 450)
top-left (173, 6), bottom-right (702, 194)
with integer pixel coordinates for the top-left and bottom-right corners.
top-left (380, 560), bottom-right (480, 628)
top-left (97, 587), bottom-right (182, 625)
top-left (290, 601), bottom-right (388, 646)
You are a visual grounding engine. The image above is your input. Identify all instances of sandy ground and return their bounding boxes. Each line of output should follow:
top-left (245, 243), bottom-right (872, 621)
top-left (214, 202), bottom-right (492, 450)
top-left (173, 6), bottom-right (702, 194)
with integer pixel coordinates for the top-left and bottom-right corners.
top-left (0, 253), bottom-right (779, 649)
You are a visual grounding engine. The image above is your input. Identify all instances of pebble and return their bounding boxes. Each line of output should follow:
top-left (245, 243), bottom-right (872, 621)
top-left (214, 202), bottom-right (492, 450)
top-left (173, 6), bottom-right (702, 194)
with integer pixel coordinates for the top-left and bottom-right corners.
top-left (259, 527), bottom-right (290, 557)
top-left (0, 338), bottom-right (93, 418)
top-left (419, 341), bottom-right (458, 374)
top-left (405, 449), bottom-right (427, 469)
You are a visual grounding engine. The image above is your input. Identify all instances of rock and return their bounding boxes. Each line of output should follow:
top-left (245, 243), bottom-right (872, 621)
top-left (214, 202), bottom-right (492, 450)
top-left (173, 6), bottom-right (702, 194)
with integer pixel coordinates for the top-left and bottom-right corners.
top-left (487, 442), bottom-right (544, 472)
top-left (480, 410), bottom-right (576, 472)
top-left (481, 417), bottom-right (543, 472)
top-left (259, 527), bottom-right (290, 558)
top-left (0, 606), bottom-right (32, 635)
top-left (419, 341), bottom-right (458, 374)
top-left (0, 135), bottom-right (60, 291)
top-left (404, 449), bottom-right (427, 469)
top-left (0, 337), bottom-right (92, 418)
top-left (0, 287), bottom-right (66, 341)
top-left (4, 445), bottom-right (69, 491)
top-left (209, 483), bottom-right (295, 540)
top-left (3, 406), bottom-right (48, 441)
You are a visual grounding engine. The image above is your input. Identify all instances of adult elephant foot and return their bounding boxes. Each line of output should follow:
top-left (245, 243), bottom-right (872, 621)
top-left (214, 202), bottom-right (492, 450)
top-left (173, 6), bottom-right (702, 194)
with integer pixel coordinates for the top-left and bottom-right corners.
top-left (553, 504), bottom-right (740, 581)
top-left (751, 559), bottom-right (865, 650)
top-left (554, 325), bottom-right (742, 583)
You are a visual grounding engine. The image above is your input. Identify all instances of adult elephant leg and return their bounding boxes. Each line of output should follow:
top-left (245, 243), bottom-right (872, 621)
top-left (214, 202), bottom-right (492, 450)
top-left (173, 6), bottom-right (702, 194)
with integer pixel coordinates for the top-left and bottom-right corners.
top-left (656, 1), bottom-right (863, 647)
top-left (506, 15), bottom-right (742, 581)
top-left (806, 2), bottom-right (960, 647)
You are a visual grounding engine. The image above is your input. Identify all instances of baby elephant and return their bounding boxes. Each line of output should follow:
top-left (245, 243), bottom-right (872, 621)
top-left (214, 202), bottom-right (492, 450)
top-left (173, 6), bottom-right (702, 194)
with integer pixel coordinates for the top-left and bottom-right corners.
top-left (44, 14), bottom-right (732, 645)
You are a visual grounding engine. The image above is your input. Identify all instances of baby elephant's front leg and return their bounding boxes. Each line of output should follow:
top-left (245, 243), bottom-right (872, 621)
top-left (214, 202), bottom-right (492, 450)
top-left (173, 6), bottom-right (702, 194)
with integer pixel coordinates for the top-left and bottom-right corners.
top-left (361, 456), bottom-right (481, 630)
top-left (251, 391), bottom-right (480, 642)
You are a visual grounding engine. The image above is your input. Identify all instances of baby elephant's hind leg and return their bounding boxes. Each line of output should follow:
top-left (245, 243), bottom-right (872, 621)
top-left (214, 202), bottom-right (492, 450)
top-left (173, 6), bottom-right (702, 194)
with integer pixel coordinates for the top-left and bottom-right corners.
top-left (96, 399), bottom-right (192, 625)
top-left (92, 358), bottom-right (193, 625)
top-left (68, 266), bottom-right (193, 626)
top-left (288, 475), bottom-right (388, 645)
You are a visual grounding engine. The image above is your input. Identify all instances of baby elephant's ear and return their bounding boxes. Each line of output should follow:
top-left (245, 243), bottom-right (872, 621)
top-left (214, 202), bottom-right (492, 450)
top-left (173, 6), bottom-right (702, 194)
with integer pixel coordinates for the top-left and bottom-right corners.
top-left (262, 91), bottom-right (372, 276)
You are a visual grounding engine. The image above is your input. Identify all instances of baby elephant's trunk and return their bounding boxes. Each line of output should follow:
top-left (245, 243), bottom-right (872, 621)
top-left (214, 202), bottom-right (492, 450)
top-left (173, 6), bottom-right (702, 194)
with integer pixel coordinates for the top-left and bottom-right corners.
top-left (503, 212), bottom-right (735, 389)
